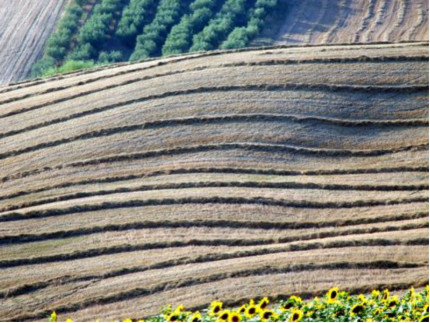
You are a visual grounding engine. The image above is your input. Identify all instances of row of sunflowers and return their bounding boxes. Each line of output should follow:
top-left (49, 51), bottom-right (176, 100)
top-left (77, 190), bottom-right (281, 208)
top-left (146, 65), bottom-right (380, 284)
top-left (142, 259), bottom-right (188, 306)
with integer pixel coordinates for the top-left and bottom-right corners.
top-left (49, 286), bottom-right (429, 322)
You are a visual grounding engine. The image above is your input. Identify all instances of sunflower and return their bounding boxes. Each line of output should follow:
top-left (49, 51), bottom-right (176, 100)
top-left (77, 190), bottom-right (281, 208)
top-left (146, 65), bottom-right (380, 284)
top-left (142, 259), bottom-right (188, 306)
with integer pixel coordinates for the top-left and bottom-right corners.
top-left (50, 311), bottom-right (57, 322)
top-left (281, 301), bottom-right (295, 311)
top-left (218, 310), bottom-right (230, 322)
top-left (238, 304), bottom-right (247, 314)
top-left (350, 303), bottom-right (365, 316)
top-left (420, 314), bottom-right (429, 322)
top-left (189, 312), bottom-right (202, 322)
top-left (209, 301), bottom-right (223, 316)
top-left (167, 314), bottom-right (179, 322)
top-left (229, 312), bottom-right (241, 322)
top-left (358, 294), bottom-right (367, 304)
top-left (259, 297), bottom-right (270, 310)
top-left (122, 319), bottom-right (133, 322)
top-left (326, 287), bottom-right (339, 303)
top-left (288, 309), bottom-right (303, 322)
top-left (423, 303), bottom-right (429, 313)
top-left (245, 305), bottom-right (258, 318)
top-left (382, 289), bottom-right (390, 301)
top-left (174, 305), bottom-right (185, 314)
top-left (66, 320), bottom-right (73, 322)
top-left (260, 310), bottom-right (277, 322)
top-left (371, 290), bottom-right (380, 299)
top-left (387, 296), bottom-right (399, 308)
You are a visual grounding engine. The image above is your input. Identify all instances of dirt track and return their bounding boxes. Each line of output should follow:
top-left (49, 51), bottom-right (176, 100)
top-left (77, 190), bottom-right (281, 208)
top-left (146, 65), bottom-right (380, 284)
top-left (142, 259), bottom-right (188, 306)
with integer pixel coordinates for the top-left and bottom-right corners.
top-left (0, 0), bottom-right (68, 86)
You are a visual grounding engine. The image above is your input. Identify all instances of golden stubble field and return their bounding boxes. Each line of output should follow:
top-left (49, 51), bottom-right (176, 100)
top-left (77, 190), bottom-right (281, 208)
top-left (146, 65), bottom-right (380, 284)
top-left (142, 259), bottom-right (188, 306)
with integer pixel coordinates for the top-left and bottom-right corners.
top-left (0, 42), bottom-right (428, 321)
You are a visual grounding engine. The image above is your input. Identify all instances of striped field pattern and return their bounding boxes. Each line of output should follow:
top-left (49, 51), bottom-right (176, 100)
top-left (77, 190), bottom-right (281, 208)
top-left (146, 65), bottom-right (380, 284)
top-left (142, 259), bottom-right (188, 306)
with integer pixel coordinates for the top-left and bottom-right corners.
top-left (0, 42), bottom-right (428, 321)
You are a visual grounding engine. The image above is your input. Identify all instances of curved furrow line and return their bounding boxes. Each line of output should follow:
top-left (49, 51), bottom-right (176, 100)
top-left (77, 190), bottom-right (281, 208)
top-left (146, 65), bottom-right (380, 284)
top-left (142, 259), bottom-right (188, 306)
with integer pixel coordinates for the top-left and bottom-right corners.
top-left (306, 0), bottom-right (329, 43)
top-left (0, 196), bottom-right (427, 222)
top-left (385, 0), bottom-right (405, 41)
top-left (0, 225), bottom-right (427, 270)
top-left (1, 212), bottom-right (427, 245)
top-left (354, 0), bottom-right (377, 42)
top-left (321, 0), bottom-right (347, 43)
top-left (1, 41), bottom-right (427, 95)
top-left (10, 260), bottom-right (426, 321)
top-left (1, 181), bottom-right (428, 214)
top-left (0, 82), bottom-right (427, 137)
top-left (2, 239), bottom-right (427, 300)
top-left (363, 0), bottom-right (389, 42)
top-left (1, 166), bottom-right (428, 200)
top-left (407, 3), bottom-right (426, 39)
top-left (2, 142), bottom-right (427, 184)
top-left (1, 55), bottom-right (427, 107)
top-left (1, 113), bottom-right (428, 160)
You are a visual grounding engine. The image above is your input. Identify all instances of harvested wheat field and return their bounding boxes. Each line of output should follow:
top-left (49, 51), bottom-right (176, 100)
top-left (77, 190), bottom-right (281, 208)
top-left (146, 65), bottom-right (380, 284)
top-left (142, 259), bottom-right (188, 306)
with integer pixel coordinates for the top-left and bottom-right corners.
top-left (267, 0), bottom-right (429, 45)
top-left (0, 42), bottom-right (428, 321)
top-left (0, 0), bottom-right (69, 86)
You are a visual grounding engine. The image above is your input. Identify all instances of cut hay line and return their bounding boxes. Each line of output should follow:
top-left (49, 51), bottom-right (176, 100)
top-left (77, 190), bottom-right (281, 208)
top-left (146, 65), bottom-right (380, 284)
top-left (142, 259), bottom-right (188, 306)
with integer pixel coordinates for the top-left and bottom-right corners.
top-left (9, 260), bottom-right (425, 322)
top-left (1, 181), bottom-right (427, 213)
top-left (0, 55), bottom-right (427, 107)
top-left (1, 113), bottom-right (428, 160)
top-left (0, 196), bottom-right (428, 222)
top-left (0, 82), bottom-right (427, 137)
top-left (0, 165), bottom-right (428, 199)
top-left (0, 211), bottom-right (426, 245)
top-left (2, 142), bottom-right (427, 184)
top-left (0, 225), bottom-right (427, 269)
top-left (1, 41), bottom-right (426, 94)
top-left (2, 243), bottom-right (426, 300)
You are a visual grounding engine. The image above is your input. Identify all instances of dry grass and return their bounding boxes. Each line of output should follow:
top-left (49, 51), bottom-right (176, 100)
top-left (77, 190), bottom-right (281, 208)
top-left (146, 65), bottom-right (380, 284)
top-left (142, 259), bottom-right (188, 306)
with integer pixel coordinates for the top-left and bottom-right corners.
top-left (0, 43), bottom-right (428, 321)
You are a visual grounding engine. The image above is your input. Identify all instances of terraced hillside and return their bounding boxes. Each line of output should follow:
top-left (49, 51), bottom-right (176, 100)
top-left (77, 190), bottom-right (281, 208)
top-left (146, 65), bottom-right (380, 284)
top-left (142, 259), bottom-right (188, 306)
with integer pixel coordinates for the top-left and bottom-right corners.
top-left (265, 0), bottom-right (429, 46)
top-left (0, 0), bottom-right (69, 85)
top-left (0, 42), bottom-right (428, 321)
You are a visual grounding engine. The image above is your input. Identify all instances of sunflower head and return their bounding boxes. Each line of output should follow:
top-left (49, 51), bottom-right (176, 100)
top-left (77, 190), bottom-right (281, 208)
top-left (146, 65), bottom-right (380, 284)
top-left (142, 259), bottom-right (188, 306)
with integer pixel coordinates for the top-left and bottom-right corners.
top-left (358, 294), bottom-right (367, 304)
top-left (260, 310), bottom-right (277, 322)
top-left (326, 287), bottom-right (339, 303)
top-left (50, 311), bottom-right (57, 322)
top-left (174, 305), bottom-right (185, 314)
top-left (350, 303), bottom-right (365, 316)
top-left (289, 309), bottom-right (304, 322)
top-left (122, 319), bottom-right (133, 322)
top-left (238, 305), bottom-right (247, 314)
top-left (245, 305), bottom-right (258, 318)
top-left (259, 297), bottom-right (270, 309)
top-left (209, 301), bottom-right (223, 316)
top-left (387, 296), bottom-right (399, 308)
top-left (66, 320), bottom-right (73, 323)
top-left (167, 314), bottom-right (178, 322)
top-left (190, 312), bottom-right (202, 322)
top-left (229, 312), bottom-right (241, 322)
top-left (382, 289), bottom-right (390, 301)
top-left (371, 290), bottom-right (380, 299)
top-left (218, 310), bottom-right (230, 322)
top-left (420, 315), bottom-right (429, 322)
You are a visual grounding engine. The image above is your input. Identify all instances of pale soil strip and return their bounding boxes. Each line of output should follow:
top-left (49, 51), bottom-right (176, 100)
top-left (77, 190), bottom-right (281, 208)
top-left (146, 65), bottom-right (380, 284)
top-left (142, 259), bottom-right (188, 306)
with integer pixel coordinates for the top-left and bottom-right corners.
top-left (0, 170), bottom-right (427, 204)
top-left (39, 267), bottom-right (430, 322)
top-left (1, 248), bottom-right (426, 319)
top-left (0, 185), bottom-right (427, 218)
top-left (0, 61), bottom-right (426, 135)
top-left (0, 171), bottom-right (426, 213)
top-left (2, 148), bottom-right (427, 189)
top-left (1, 201), bottom-right (427, 239)
top-left (1, 232), bottom-right (426, 291)
top-left (0, 220), bottom-right (426, 265)
top-left (2, 89), bottom-right (427, 148)
top-left (1, 118), bottom-right (427, 167)
top-left (1, 55), bottom-right (426, 108)
top-left (1, 41), bottom-right (426, 96)
top-left (2, 244), bottom-right (426, 300)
